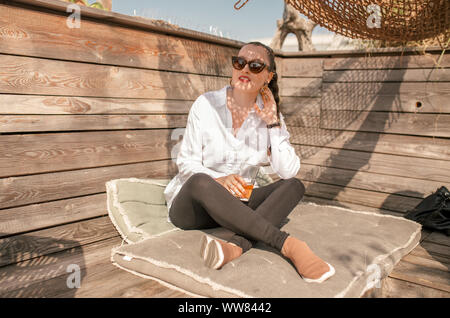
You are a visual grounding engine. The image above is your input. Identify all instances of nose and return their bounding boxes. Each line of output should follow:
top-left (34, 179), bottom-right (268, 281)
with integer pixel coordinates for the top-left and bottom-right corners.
top-left (241, 63), bottom-right (251, 73)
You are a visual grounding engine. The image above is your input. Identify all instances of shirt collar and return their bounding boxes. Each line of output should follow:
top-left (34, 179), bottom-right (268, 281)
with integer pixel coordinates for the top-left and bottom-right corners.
top-left (218, 85), bottom-right (264, 112)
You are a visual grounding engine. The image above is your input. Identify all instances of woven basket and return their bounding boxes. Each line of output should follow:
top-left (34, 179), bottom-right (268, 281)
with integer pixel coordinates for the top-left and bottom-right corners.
top-left (285, 0), bottom-right (449, 43)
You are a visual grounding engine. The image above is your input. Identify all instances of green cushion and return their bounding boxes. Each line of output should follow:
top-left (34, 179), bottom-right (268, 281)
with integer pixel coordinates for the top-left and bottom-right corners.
top-left (105, 168), bottom-right (273, 244)
top-left (106, 178), bottom-right (178, 243)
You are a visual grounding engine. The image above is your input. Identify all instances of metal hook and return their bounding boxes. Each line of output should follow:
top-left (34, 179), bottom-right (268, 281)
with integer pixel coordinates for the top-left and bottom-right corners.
top-left (234, 0), bottom-right (249, 10)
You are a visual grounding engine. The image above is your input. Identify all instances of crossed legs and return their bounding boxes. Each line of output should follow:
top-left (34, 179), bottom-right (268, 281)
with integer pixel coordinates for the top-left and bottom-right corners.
top-left (169, 172), bottom-right (304, 252)
top-left (169, 173), bottom-right (334, 282)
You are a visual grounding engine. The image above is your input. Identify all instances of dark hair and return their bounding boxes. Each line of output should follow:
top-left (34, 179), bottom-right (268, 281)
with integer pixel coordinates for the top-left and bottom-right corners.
top-left (245, 41), bottom-right (281, 120)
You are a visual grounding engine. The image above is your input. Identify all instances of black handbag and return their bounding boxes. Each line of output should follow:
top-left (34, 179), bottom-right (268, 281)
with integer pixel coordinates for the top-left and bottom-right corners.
top-left (404, 186), bottom-right (450, 236)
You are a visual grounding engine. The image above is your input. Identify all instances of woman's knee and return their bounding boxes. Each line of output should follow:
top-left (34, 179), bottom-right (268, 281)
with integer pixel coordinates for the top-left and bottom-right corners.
top-left (285, 177), bottom-right (305, 198)
top-left (185, 172), bottom-right (215, 194)
top-left (170, 216), bottom-right (195, 230)
top-left (169, 204), bottom-right (218, 231)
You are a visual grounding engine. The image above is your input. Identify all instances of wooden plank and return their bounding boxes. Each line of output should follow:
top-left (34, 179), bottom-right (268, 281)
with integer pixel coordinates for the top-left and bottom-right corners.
top-left (0, 193), bottom-right (107, 237)
top-left (284, 113), bottom-right (320, 128)
top-left (282, 97), bottom-right (321, 127)
top-left (282, 46), bottom-right (447, 58)
top-left (323, 82), bottom-right (450, 95)
top-left (274, 56), bottom-right (284, 79)
top-left (281, 58), bottom-right (323, 77)
top-left (424, 231), bottom-right (450, 247)
top-left (301, 180), bottom-right (422, 213)
top-left (0, 232), bottom-right (186, 297)
top-left (109, 280), bottom-right (191, 298)
top-left (280, 78), bottom-right (322, 97)
top-left (280, 97), bottom-right (321, 116)
top-left (5, 0), bottom-right (246, 50)
top-left (0, 54), bottom-right (227, 99)
top-left (1, 236), bottom-right (188, 298)
top-left (0, 215), bottom-right (118, 268)
top-left (0, 130), bottom-right (176, 178)
top-left (0, 159), bottom-right (177, 210)
top-left (419, 229), bottom-right (434, 243)
top-left (299, 163), bottom-right (443, 200)
top-left (324, 54), bottom-right (450, 70)
top-left (297, 145), bottom-right (450, 184)
top-left (289, 127), bottom-right (450, 161)
top-left (0, 114), bottom-right (188, 133)
top-left (321, 92), bottom-right (450, 113)
top-left (410, 241), bottom-right (450, 262)
top-left (388, 259), bottom-right (450, 293)
top-left (320, 110), bottom-right (450, 138)
top-left (323, 68), bottom-right (450, 82)
top-left (0, 236), bottom-right (121, 297)
top-left (415, 241), bottom-right (450, 259)
top-left (401, 254), bottom-right (449, 272)
top-left (69, 262), bottom-right (188, 298)
top-left (382, 277), bottom-right (450, 297)
top-left (0, 95), bottom-right (193, 114)
top-left (0, 2), bottom-right (239, 76)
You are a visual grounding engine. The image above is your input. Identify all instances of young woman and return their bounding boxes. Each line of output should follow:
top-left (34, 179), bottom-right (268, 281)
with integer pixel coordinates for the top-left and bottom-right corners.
top-left (164, 42), bottom-right (334, 283)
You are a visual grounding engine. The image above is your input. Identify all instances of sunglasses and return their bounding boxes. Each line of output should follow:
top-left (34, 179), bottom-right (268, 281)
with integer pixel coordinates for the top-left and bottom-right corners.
top-left (231, 56), bottom-right (268, 74)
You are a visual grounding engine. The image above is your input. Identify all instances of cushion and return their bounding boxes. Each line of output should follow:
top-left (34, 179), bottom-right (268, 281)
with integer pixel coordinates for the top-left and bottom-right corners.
top-left (106, 178), bottom-right (178, 244)
top-left (106, 169), bottom-right (273, 244)
top-left (111, 201), bottom-right (422, 298)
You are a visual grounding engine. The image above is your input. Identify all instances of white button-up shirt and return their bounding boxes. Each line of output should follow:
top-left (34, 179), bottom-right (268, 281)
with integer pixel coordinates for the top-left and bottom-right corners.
top-left (164, 84), bottom-right (300, 211)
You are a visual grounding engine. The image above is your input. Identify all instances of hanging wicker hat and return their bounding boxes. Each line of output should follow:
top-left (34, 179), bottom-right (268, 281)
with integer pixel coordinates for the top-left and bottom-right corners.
top-left (284, 0), bottom-right (449, 43)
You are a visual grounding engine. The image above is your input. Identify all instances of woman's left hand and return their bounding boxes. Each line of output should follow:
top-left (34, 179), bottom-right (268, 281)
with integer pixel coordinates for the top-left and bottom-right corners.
top-left (253, 86), bottom-right (278, 125)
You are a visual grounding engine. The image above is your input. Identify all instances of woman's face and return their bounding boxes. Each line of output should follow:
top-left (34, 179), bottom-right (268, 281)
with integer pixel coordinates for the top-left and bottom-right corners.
top-left (231, 44), bottom-right (274, 94)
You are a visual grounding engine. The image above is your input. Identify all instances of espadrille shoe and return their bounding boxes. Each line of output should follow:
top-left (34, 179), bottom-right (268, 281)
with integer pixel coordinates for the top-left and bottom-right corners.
top-left (200, 234), bottom-right (242, 270)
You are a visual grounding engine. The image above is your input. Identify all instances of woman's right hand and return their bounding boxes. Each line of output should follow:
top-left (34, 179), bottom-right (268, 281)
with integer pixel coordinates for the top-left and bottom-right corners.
top-left (214, 174), bottom-right (247, 198)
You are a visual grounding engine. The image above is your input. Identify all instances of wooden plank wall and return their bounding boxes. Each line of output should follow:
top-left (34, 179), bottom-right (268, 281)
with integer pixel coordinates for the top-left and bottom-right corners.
top-left (0, 0), bottom-right (244, 296)
top-left (281, 52), bottom-right (450, 215)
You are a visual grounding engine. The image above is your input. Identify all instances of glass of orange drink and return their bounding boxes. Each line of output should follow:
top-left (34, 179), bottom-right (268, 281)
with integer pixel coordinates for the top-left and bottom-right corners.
top-left (238, 163), bottom-right (260, 201)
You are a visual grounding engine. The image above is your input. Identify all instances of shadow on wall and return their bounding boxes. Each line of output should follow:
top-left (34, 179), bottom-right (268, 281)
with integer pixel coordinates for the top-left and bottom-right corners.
top-left (0, 233), bottom-right (85, 297)
top-left (289, 53), bottom-right (416, 211)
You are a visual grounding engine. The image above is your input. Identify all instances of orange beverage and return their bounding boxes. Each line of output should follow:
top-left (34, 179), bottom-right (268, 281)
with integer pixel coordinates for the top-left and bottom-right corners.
top-left (242, 184), bottom-right (254, 200)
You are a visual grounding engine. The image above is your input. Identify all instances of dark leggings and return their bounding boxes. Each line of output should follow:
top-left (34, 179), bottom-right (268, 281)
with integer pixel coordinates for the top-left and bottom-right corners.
top-left (168, 173), bottom-right (305, 253)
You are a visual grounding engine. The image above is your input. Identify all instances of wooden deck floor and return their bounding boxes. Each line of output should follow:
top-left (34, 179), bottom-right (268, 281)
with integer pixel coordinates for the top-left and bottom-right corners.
top-left (0, 199), bottom-right (448, 298)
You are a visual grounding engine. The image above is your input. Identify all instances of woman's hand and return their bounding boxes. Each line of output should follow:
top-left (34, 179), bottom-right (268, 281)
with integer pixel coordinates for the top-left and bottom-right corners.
top-left (253, 86), bottom-right (278, 125)
top-left (214, 174), bottom-right (247, 198)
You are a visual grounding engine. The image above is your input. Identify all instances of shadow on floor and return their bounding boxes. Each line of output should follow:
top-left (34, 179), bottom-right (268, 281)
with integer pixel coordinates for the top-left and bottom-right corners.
top-left (0, 233), bottom-right (85, 297)
top-left (381, 191), bottom-right (450, 274)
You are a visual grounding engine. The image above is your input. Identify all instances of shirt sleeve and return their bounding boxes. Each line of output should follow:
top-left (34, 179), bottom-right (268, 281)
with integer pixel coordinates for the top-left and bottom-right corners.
top-left (267, 112), bottom-right (301, 179)
top-left (176, 96), bottom-right (227, 181)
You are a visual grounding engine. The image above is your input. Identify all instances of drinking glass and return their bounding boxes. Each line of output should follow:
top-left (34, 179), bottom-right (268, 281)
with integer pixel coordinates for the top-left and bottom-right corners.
top-left (238, 163), bottom-right (260, 201)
